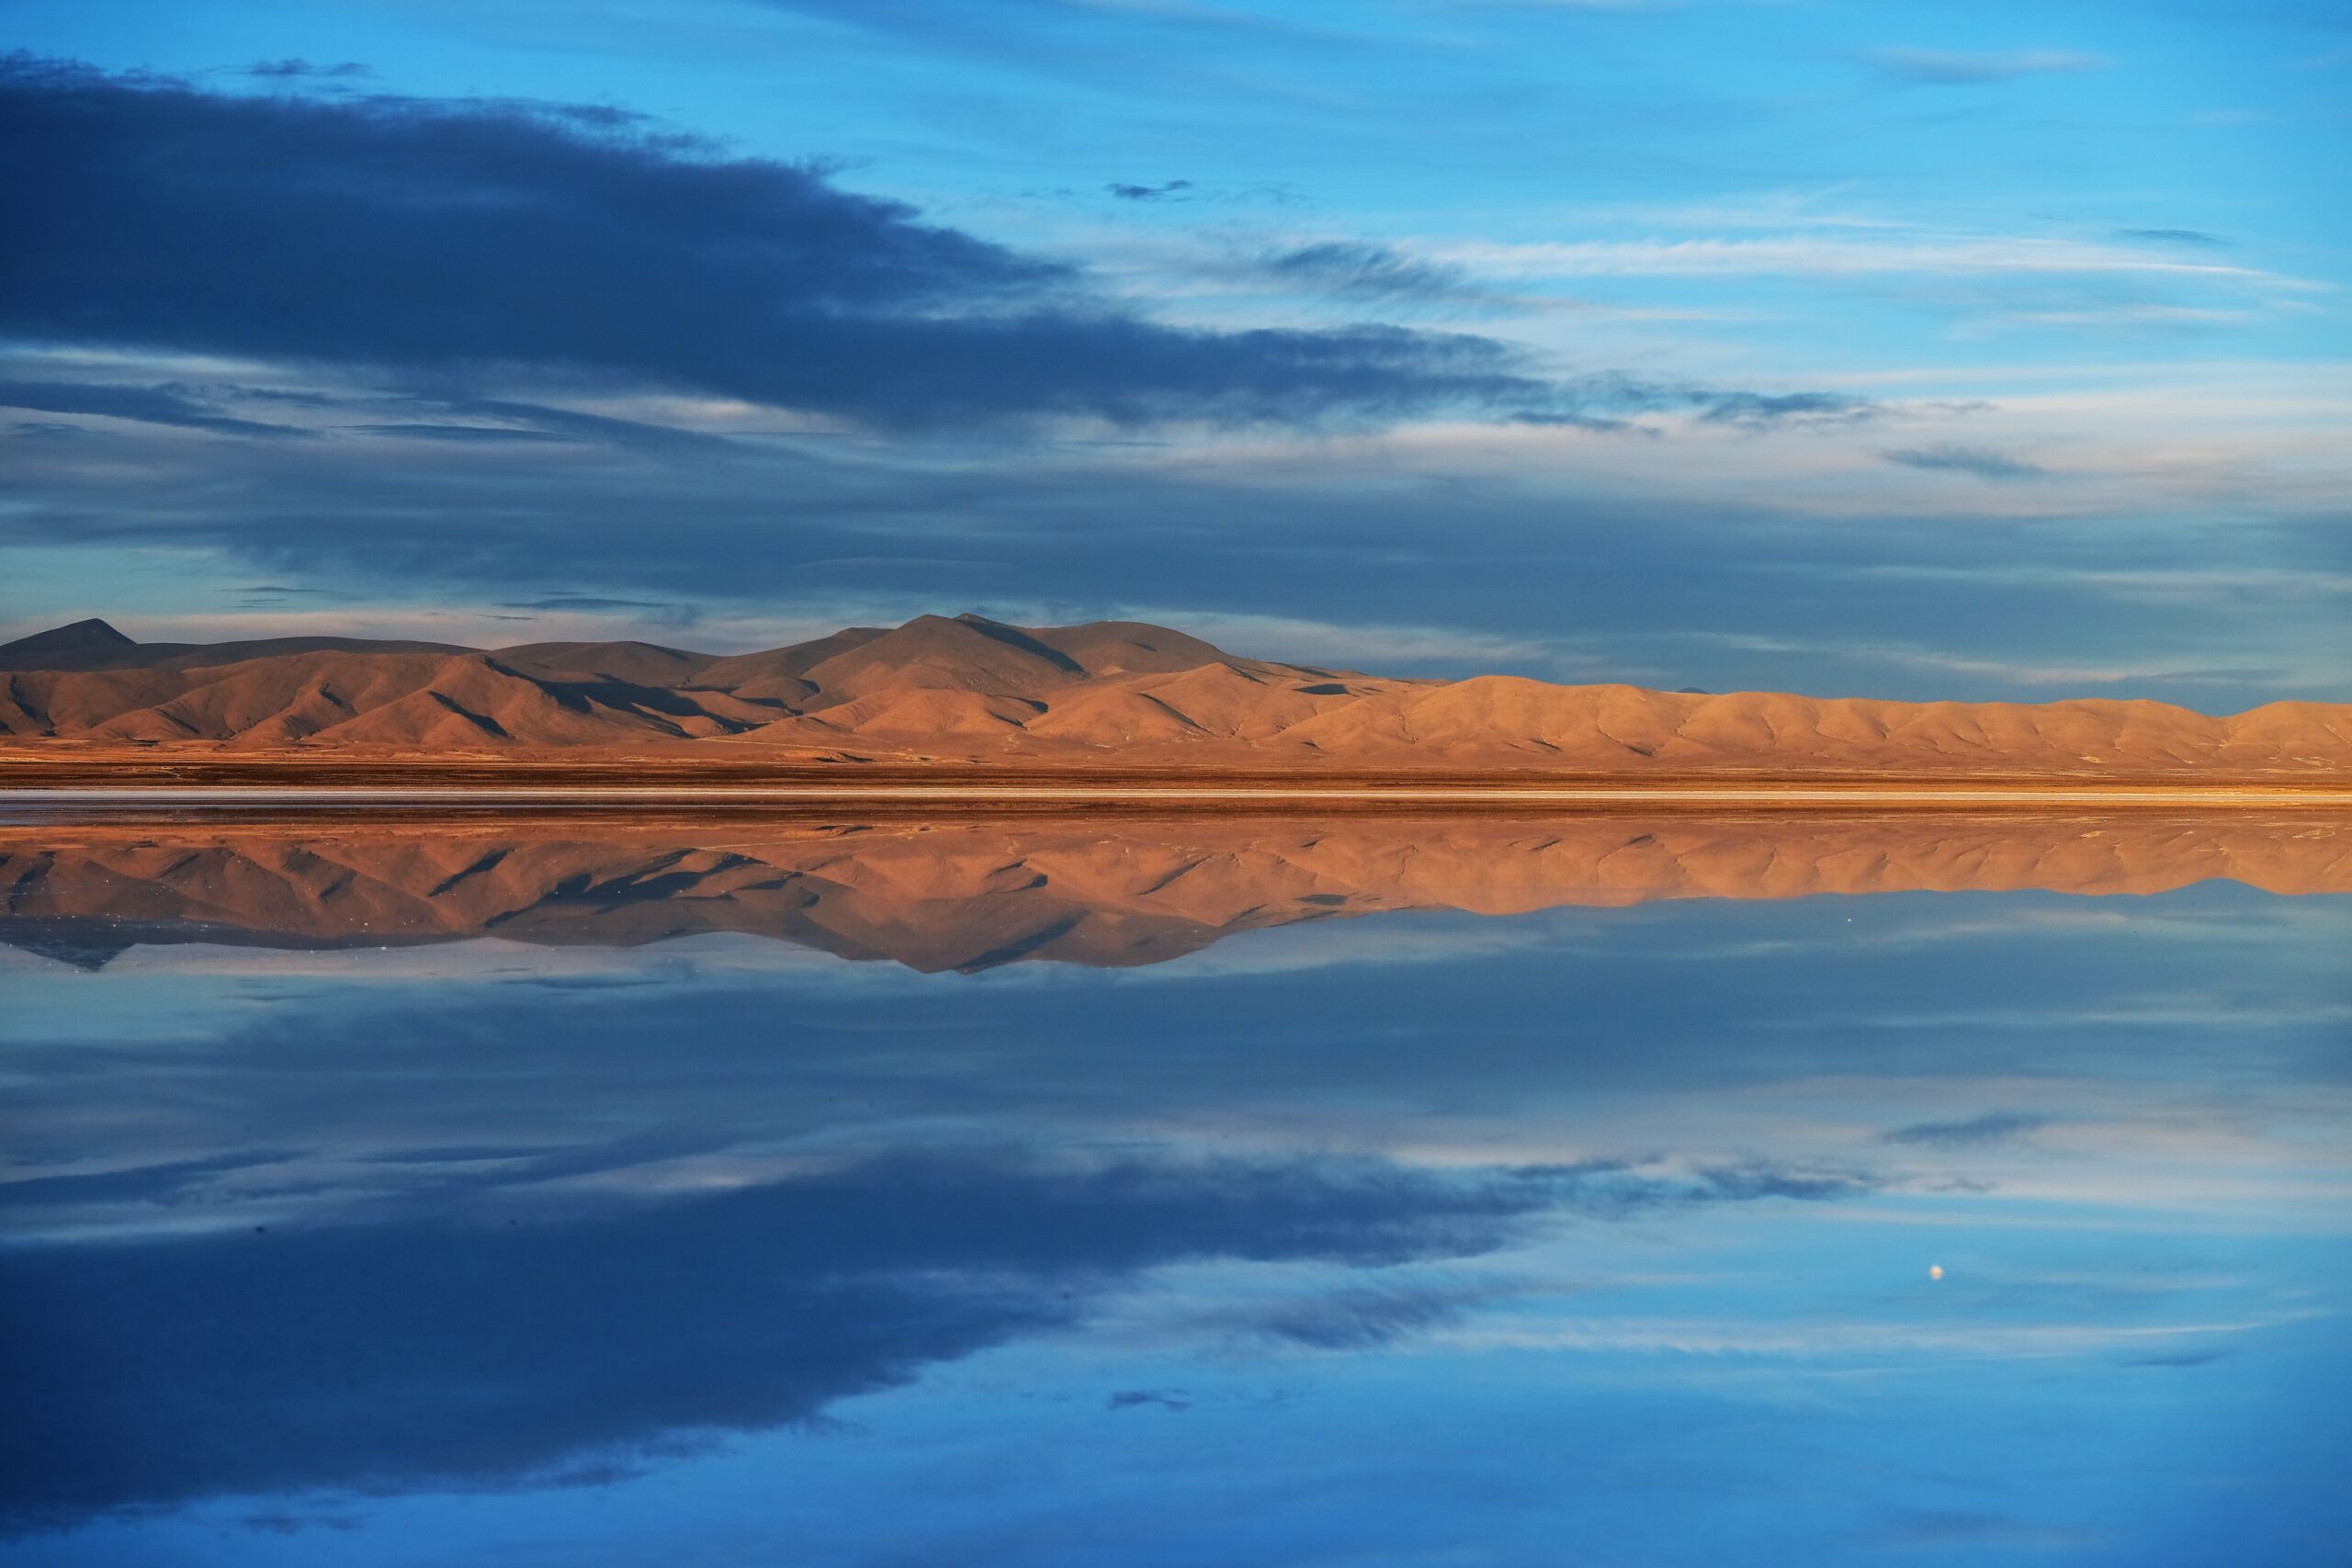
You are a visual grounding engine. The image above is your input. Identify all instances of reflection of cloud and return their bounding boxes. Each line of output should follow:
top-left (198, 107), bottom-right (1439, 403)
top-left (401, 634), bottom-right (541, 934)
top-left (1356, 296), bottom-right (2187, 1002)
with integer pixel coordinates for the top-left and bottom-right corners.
top-left (0, 1151), bottom-right (1579, 1531)
top-left (1445, 1312), bottom-right (2314, 1359)
top-left (1882, 1111), bottom-right (2051, 1147)
top-left (0, 1134), bottom-right (1905, 1527)
top-left (1883, 444), bottom-right (2047, 480)
top-left (1857, 1508), bottom-right (2108, 1554)
top-left (1106, 1389), bottom-right (1191, 1411)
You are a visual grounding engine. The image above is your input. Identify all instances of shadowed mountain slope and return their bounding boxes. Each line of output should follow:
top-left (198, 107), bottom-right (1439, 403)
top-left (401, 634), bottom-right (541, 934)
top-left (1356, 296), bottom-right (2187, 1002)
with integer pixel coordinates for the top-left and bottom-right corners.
top-left (3, 613), bottom-right (2347, 774)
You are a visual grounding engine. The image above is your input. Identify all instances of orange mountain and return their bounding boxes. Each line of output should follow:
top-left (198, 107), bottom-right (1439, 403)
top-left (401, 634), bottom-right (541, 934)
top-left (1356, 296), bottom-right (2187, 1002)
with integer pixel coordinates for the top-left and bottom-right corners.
top-left (3, 612), bottom-right (2347, 776)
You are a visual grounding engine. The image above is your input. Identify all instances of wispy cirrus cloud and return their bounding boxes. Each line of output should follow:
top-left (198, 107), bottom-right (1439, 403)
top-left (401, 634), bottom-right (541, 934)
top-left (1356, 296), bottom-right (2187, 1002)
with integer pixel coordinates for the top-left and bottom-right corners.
top-left (0, 378), bottom-right (312, 439)
top-left (1866, 47), bottom-right (2109, 85)
top-left (1254, 240), bottom-right (1488, 304)
top-left (1424, 234), bottom-right (2311, 288)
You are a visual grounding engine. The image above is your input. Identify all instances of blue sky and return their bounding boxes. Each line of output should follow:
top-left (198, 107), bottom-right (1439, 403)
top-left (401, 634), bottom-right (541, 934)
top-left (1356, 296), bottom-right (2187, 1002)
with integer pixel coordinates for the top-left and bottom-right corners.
top-left (3, 0), bottom-right (2347, 704)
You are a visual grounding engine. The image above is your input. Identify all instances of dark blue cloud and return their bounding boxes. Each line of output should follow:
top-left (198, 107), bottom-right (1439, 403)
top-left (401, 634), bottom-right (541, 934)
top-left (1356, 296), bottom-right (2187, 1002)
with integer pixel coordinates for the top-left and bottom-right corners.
top-left (1107, 179), bottom-right (1193, 201)
top-left (0, 57), bottom-right (1554, 431)
top-left (241, 58), bottom-right (374, 81)
top-left (1515, 375), bottom-right (1879, 433)
top-left (1258, 241), bottom-right (1487, 304)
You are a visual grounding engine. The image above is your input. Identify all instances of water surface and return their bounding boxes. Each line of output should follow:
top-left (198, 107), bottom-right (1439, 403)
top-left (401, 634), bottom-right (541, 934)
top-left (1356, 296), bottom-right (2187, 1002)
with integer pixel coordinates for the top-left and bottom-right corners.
top-left (4, 812), bottom-right (2347, 1565)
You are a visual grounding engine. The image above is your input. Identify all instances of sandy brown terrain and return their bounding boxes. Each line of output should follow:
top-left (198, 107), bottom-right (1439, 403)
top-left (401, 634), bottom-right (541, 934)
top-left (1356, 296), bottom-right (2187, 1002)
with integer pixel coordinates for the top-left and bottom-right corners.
top-left (6, 612), bottom-right (2348, 784)
top-left (6, 812), bottom-right (2346, 972)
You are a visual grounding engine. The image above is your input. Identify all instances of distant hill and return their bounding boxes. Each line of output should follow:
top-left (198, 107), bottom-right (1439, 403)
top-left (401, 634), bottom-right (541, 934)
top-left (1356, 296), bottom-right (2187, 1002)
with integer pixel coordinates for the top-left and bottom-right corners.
top-left (2, 611), bottom-right (2347, 775)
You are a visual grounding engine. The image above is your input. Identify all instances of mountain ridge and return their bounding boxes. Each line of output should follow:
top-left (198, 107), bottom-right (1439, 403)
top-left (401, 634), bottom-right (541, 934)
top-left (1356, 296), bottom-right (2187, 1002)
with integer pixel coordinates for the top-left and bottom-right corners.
top-left (2, 613), bottom-right (2346, 775)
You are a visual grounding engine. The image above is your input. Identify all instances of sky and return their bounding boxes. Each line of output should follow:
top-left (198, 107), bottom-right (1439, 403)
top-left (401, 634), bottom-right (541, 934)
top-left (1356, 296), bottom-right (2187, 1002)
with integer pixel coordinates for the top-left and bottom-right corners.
top-left (5, 873), bottom-right (2349, 1563)
top-left (3, 0), bottom-right (2348, 705)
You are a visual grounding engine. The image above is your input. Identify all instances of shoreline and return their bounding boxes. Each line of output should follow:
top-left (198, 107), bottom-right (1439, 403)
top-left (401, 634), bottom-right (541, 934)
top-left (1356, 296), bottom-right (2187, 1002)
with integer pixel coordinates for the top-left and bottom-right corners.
top-left (6, 782), bottom-right (2351, 813)
top-left (6, 753), bottom-right (2346, 815)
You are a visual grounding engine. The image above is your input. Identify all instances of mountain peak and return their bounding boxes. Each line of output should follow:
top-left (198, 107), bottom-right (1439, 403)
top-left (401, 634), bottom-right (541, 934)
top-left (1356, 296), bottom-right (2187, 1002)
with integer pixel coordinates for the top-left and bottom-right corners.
top-left (0, 617), bottom-right (136, 660)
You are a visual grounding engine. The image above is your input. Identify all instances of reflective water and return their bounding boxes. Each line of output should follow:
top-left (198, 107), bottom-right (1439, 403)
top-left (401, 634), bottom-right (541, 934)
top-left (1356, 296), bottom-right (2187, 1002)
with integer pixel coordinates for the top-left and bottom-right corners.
top-left (4, 813), bottom-right (2348, 1566)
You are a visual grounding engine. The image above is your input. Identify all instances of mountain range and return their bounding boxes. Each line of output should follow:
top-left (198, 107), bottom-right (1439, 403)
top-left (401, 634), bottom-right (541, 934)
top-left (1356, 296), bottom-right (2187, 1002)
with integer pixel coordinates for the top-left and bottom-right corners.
top-left (6, 814), bottom-right (2346, 973)
top-left (3, 612), bottom-right (2348, 774)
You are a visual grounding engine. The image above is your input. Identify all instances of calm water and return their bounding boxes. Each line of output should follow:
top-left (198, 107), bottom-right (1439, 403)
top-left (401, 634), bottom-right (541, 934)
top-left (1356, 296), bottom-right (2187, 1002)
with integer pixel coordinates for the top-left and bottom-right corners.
top-left (3, 814), bottom-right (2348, 1566)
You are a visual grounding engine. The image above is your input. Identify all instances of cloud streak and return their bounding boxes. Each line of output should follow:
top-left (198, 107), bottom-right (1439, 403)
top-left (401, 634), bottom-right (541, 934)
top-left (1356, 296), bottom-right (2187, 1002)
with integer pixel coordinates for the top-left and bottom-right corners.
top-left (1866, 48), bottom-right (2108, 85)
top-left (0, 379), bottom-right (311, 439)
top-left (1428, 234), bottom-right (2305, 285)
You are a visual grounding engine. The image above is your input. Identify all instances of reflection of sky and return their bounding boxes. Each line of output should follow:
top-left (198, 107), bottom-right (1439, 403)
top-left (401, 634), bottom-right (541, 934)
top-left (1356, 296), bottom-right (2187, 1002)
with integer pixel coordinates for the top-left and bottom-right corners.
top-left (4, 880), bottom-right (2348, 1564)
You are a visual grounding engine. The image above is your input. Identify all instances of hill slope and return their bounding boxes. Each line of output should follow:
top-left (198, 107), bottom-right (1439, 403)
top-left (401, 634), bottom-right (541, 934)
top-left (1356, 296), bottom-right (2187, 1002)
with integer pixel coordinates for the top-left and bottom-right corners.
top-left (2, 613), bottom-right (2346, 775)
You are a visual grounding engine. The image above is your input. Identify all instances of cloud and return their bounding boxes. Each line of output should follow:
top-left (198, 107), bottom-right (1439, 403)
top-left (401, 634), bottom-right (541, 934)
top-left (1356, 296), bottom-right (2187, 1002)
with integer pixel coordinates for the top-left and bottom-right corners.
top-left (1866, 48), bottom-right (2109, 85)
top-left (1882, 1111), bottom-right (2052, 1147)
top-left (342, 423), bottom-right (574, 444)
top-left (0, 378), bottom-right (311, 439)
top-left (497, 595), bottom-right (683, 613)
top-left (1106, 179), bottom-right (1193, 202)
top-left (1428, 234), bottom-right (2301, 288)
top-left (1694, 389), bottom-right (1876, 429)
top-left (1512, 374), bottom-right (1878, 431)
top-left (1883, 444), bottom-right (2047, 479)
top-left (392, 394), bottom-right (739, 452)
top-left (1255, 241), bottom-right (1483, 303)
top-left (241, 59), bottom-right (374, 80)
top-left (2116, 229), bottom-right (2228, 248)
top-left (1685, 1162), bottom-right (1877, 1202)
top-left (0, 58), bottom-right (1553, 432)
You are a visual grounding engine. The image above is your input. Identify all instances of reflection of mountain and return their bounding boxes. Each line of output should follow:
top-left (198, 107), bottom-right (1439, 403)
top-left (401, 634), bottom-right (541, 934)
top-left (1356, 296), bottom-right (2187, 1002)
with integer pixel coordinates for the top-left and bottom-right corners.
top-left (6, 612), bottom-right (2350, 773)
top-left (5, 814), bottom-right (2347, 972)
